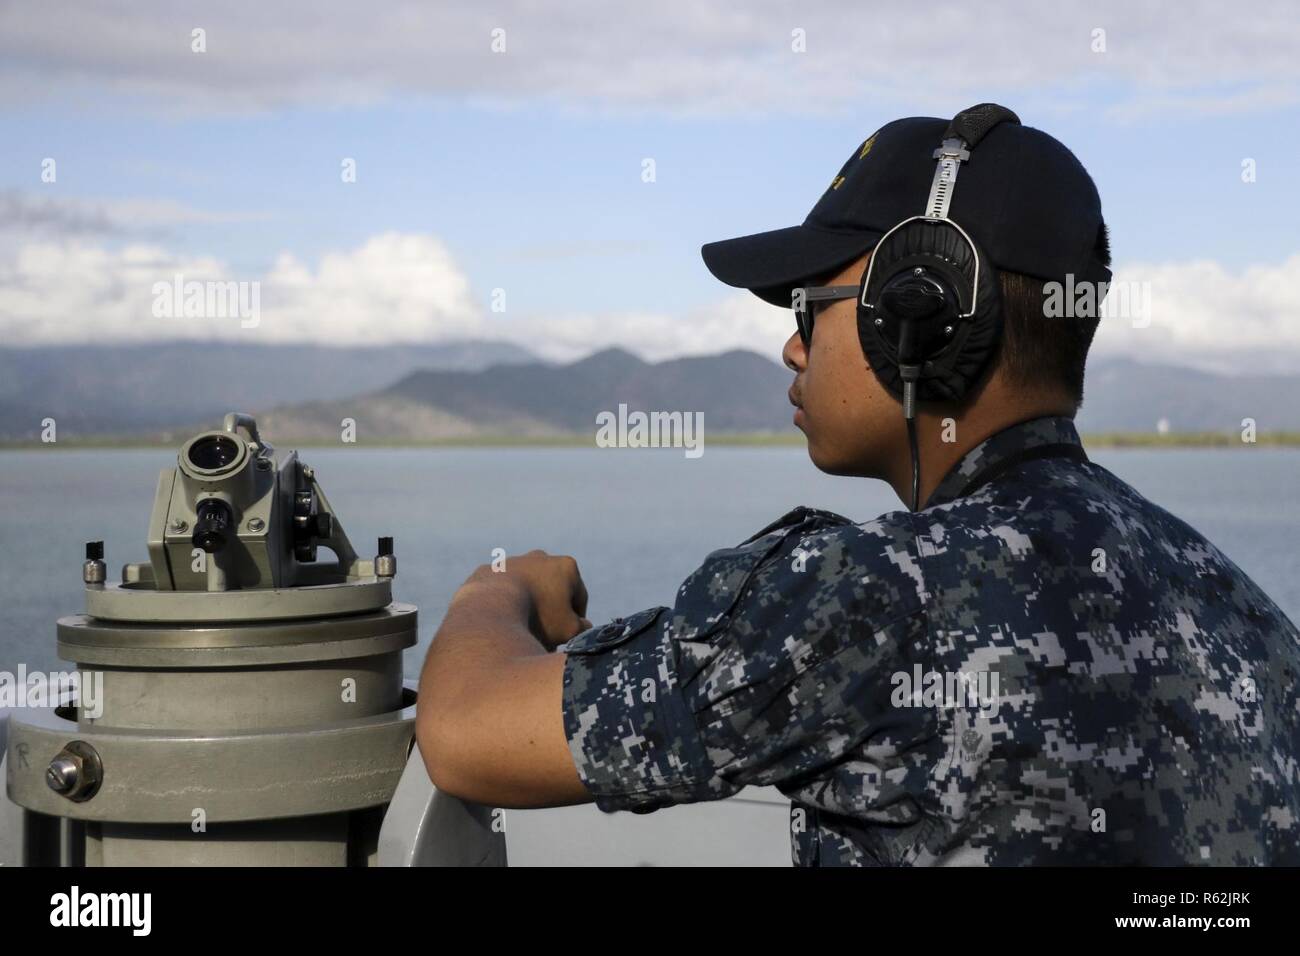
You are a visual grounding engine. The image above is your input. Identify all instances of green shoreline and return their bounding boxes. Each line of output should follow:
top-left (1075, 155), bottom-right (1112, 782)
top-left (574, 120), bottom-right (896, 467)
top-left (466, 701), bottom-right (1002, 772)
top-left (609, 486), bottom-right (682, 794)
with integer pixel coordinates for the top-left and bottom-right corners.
top-left (4, 431), bottom-right (1300, 450)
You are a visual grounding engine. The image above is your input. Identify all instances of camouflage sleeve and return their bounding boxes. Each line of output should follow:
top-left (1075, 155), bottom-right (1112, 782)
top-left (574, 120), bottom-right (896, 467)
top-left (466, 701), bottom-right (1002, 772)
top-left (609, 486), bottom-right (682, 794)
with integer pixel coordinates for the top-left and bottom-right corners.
top-left (562, 506), bottom-right (928, 814)
top-left (562, 605), bottom-right (721, 812)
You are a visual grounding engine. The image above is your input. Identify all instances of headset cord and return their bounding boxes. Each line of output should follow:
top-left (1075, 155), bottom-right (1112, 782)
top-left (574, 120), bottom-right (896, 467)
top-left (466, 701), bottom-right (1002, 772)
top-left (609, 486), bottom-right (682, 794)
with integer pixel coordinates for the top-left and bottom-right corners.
top-left (906, 412), bottom-right (920, 512)
top-left (902, 378), bottom-right (921, 512)
top-left (894, 316), bottom-right (925, 515)
top-left (898, 311), bottom-right (922, 512)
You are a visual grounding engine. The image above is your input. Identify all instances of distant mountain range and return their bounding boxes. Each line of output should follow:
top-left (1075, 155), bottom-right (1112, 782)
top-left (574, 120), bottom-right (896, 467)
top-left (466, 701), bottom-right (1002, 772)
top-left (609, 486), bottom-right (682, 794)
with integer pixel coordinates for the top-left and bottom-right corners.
top-left (0, 340), bottom-right (534, 440)
top-left (1076, 358), bottom-right (1300, 434)
top-left (1, 340), bottom-right (1298, 442)
top-left (248, 347), bottom-right (792, 440)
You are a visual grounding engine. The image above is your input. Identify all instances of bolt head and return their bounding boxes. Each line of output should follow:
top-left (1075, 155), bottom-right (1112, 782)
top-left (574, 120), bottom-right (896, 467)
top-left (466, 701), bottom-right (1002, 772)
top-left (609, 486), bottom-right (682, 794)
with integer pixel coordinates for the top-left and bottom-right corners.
top-left (944, 325), bottom-right (954, 335)
top-left (170, 518), bottom-right (188, 533)
top-left (874, 317), bottom-right (884, 327)
top-left (46, 757), bottom-right (78, 793)
top-left (247, 517), bottom-right (265, 532)
top-left (45, 742), bottom-right (102, 801)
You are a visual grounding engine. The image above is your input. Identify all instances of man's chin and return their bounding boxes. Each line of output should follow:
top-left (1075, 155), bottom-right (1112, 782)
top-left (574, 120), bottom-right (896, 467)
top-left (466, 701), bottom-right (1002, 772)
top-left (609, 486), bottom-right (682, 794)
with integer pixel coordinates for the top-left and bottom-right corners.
top-left (805, 436), bottom-right (879, 478)
top-left (805, 441), bottom-right (855, 477)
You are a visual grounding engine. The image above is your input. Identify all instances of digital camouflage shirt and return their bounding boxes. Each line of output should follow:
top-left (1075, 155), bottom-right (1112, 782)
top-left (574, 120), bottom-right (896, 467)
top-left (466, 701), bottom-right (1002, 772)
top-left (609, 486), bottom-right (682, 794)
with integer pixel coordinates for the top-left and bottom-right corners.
top-left (561, 416), bottom-right (1300, 865)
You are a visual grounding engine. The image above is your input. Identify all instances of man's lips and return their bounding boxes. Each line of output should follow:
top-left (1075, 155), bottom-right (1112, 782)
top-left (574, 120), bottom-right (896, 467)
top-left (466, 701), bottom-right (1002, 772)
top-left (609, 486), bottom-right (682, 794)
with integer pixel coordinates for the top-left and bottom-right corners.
top-left (788, 385), bottom-right (802, 409)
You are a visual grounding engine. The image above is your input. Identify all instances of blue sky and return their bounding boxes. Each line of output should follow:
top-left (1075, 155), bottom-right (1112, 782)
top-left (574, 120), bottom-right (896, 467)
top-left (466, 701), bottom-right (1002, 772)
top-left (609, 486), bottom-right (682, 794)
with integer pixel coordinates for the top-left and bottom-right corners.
top-left (1, 0), bottom-right (1297, 370)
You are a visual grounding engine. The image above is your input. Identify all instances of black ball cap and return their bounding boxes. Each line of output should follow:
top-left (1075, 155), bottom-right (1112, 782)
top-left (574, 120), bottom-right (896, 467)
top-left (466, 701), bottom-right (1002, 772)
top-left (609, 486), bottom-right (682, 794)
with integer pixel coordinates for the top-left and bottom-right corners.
top-left (701, 104), bottom-right (1110, 307)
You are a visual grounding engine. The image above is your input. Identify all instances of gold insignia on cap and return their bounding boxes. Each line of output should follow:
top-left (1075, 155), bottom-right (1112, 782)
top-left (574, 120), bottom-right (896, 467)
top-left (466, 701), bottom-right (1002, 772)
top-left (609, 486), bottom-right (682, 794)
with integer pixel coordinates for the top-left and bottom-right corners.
top-left (859, 134), bottom-right (878, 159)
top-left (830, 175), bottom-right (846, 190)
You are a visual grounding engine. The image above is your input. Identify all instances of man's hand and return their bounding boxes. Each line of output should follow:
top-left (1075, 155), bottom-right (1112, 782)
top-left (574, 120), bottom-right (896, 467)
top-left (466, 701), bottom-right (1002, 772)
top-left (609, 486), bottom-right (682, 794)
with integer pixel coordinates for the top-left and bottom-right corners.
top-left (460, 550), bottom-right (591, 650)
top-left (416, 549), bottom-right (595, 808)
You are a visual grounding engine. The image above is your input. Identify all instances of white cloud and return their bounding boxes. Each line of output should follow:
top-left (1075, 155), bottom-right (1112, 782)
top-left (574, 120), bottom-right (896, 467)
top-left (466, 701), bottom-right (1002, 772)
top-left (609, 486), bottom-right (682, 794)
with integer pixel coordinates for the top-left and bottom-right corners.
top-left (1091, 254), bottom-right (1300, 373)
top-left (0, 227), bottom-right (792, 359)
top-left (0, 233), bottom-right (480, 346)
top-left (1, 0), bottom-right (1296, 117)
top-left (260, 235), bottom-right (480, 343)
top-left (3, 230), bottom-right (1298, 376)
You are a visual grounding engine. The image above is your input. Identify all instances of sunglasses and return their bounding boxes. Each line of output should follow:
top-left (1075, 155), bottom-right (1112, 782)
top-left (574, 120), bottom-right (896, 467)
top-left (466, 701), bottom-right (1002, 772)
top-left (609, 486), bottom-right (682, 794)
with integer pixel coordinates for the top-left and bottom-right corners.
top-left (793, 285), bottom-right (859, 346)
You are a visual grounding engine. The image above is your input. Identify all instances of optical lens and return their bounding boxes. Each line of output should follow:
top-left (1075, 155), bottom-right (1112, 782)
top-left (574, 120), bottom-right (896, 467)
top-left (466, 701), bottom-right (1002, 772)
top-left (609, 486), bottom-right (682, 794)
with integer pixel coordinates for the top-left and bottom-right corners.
top-left (188, 435), bottom-right (240, 471)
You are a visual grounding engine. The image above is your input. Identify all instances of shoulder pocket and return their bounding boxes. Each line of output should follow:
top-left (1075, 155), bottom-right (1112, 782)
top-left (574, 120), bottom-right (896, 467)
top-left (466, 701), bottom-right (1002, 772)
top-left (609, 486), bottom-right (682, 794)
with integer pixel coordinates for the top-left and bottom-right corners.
top-left (672, 506), bottom-right (851, 641)
top-left (564, 606), bottom-right (667, 655)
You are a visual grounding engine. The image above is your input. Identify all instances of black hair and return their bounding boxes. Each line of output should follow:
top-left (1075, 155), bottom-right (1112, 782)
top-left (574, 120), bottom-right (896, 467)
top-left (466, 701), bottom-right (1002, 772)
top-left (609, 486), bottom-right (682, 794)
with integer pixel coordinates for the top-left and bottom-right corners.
top-left (995, 223), bottom-right (1111, 409)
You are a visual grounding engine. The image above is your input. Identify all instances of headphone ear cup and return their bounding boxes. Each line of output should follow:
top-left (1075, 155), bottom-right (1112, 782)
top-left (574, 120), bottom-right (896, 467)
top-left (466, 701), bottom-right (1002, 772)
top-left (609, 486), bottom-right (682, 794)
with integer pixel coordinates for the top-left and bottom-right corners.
top-left (857, 220), bottom-right (1003, 404)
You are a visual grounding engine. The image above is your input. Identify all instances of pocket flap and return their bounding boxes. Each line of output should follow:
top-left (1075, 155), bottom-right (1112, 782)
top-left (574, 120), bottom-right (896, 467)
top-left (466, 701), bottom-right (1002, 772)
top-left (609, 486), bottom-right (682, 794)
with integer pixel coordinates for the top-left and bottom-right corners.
top-left (564, 606), bottom-right (667, 655)
top-left (672, 506), bottom-right (851, 641)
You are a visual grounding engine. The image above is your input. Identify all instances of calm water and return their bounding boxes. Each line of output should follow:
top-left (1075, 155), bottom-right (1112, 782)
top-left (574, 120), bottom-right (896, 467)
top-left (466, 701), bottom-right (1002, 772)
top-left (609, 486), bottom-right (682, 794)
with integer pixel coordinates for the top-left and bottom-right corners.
top-left (2, 445), bottom-right (1298, 864)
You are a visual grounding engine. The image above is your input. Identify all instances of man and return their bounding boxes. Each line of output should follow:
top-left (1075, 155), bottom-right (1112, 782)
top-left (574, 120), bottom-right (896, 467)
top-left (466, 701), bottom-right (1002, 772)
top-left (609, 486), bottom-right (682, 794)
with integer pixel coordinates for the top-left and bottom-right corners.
top-left (415, 104), bottom-right (1300, 865)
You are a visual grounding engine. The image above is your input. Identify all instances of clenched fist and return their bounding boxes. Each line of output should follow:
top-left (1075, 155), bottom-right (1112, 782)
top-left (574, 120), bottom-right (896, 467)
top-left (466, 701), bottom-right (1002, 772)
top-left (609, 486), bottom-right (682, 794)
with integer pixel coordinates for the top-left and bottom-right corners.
top-left (463, 550), bottom-right (592, 650)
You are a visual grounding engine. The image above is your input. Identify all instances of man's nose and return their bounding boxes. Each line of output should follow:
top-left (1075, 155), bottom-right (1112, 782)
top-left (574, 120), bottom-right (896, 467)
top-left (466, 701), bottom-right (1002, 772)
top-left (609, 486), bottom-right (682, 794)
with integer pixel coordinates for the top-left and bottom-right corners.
top-left (782, 330), bottom-right (806, 372)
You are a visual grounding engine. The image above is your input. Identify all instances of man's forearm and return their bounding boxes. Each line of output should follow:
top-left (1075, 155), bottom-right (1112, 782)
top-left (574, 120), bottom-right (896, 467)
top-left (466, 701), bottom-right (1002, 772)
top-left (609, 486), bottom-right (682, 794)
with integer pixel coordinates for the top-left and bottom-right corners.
top-left (423, 578), bottom-right (546, 693)
top-left (418, 576), bottom-right (548, 749)
top-left (414, 575), bottom-right (589, 807)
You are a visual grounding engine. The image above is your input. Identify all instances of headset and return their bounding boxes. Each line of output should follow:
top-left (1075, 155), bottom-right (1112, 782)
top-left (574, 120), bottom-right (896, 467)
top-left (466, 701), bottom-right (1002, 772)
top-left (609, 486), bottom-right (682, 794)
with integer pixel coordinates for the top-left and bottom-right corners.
top-left (857, 103), bottom-right (1020, 512)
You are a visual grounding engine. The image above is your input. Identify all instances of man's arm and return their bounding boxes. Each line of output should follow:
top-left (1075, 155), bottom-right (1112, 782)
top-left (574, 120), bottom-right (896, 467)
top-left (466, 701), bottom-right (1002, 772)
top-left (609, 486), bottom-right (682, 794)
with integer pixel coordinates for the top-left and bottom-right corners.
top-left (414, 552), bottom-right (595, 809)
top-left (417, 510), bottom-right (893, 820)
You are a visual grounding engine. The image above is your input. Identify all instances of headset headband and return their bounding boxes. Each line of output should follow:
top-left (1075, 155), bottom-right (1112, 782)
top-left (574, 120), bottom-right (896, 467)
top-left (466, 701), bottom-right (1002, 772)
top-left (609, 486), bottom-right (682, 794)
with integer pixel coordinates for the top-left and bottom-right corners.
top-left (925, 138), bottom-right (969, 220)
top-left (858, 104), bottom-right (1019, 321)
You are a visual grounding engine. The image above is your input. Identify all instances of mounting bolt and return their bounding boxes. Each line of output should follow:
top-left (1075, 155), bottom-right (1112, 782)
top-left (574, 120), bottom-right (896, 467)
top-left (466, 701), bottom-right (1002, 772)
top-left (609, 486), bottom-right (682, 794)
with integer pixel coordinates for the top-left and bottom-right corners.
top-left (45, 741), bottom-right (103, 802)
top-left (913, 267), bottom-right (924, 275)
top-left (247, 517), bottom-right (265, 533)
top-left (46, 757), bottom-right (78, 793)
top-left (943, 325), bottom-right (954, 336)
top-left (375, 536), bottom-right (396, 578)
top-left (82, 541), bottom-right (106, 585)
top-left (169, 517), bottom-right (188, 533)
top-left (874, 317), bottom-right (884, 327)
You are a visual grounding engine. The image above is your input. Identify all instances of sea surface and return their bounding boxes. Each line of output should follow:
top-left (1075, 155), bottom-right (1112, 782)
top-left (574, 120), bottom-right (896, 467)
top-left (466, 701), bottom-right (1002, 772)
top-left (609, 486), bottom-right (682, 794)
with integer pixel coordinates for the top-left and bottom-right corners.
top-left (2, 445), bottom-right (1298, 865)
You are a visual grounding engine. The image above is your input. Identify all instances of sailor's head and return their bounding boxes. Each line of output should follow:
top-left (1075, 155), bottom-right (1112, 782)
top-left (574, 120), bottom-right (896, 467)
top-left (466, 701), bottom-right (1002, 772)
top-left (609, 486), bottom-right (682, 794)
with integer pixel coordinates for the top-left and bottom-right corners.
top-left (701, 107), bottom-right (1110, 484)
top-left (784, 249), bottom-right (1115, 478)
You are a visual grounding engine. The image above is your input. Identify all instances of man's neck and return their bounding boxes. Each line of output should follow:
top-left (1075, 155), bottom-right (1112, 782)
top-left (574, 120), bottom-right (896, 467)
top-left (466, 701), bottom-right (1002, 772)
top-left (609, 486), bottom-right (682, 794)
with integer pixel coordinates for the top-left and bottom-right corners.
top-left (887, 398), bottom-right (1076, 510)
